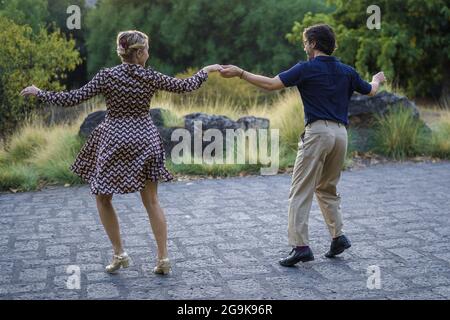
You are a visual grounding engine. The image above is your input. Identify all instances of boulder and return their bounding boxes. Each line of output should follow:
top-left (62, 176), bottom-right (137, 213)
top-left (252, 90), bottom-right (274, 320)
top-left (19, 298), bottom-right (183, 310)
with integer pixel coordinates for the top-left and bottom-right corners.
top-left (184, 112), bottom-right (241, 134)
top-left (237, 116), bottom-right (270, 130)
top-left (348, 91), bottom-right (419, 128)
top-left (79, 110), bottom-right (106, 138)
top-left (78, 109), bottom-right (271, 156)
top-left (181, 112), bottom-right (271, 154)
top-left (79, 108), bottom-right (165, 138)
top-left (348, 92), bottom-right (424, 151)
top-left (158, 126), bottom-right (183, 155)
top-left (149, 108), bottom-right (165, 127)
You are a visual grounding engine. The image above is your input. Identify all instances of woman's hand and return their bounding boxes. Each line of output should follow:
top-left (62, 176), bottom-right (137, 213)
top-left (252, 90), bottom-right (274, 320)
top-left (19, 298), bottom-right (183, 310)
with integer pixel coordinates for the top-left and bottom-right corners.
top-left (202, 64), bottom-right (223, 74)
top-left (20, 85), bottom-right (41, 97)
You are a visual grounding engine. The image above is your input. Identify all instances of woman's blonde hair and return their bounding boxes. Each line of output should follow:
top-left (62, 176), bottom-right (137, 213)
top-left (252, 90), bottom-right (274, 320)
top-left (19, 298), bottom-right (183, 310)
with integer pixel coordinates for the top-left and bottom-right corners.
top-left (116, 30), bottom-right (149, 61)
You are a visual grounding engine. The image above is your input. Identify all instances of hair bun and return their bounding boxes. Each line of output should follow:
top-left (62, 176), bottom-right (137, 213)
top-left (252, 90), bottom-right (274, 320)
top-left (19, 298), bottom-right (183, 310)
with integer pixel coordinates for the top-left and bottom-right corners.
top-left (119, 37), bottom-right (128, 50)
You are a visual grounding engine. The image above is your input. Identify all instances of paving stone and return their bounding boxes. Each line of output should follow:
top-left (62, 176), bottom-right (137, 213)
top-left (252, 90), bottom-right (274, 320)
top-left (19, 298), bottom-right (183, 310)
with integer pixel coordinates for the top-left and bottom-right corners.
top-left (46, 245), bottom-right (71, 258)
top-left (19, 268), bottom-right (48, 282)
top-left (1, 162), bottom-right (450, 299)
top-left (87, 283), bottom-right (120, 299)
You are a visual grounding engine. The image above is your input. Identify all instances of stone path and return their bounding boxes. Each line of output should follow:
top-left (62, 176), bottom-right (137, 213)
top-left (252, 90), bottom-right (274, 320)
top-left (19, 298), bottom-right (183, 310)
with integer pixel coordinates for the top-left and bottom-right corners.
top-left (1, 162), bottom-right (449, 299)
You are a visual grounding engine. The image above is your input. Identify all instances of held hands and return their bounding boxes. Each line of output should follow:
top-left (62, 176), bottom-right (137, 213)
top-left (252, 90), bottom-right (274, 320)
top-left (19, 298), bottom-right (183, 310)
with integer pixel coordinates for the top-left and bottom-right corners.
top-left (372, 71), bottom-right (386, 84)
top-left (202, 64), bottom-right (224, 74)
top-left (202, 64), bottom-right (244, 78)
top-left (219, 65), bottom-right (243, 78)
top-left (20, 85), bottom-right (41, 97)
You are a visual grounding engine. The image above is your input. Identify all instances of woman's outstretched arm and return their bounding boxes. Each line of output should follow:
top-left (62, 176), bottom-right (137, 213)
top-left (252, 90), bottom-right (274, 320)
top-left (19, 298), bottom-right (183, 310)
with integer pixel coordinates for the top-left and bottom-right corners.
top-left (20, 69), bottom-right (107, 107)
top-left (149, 64), bottom-right (222, 93)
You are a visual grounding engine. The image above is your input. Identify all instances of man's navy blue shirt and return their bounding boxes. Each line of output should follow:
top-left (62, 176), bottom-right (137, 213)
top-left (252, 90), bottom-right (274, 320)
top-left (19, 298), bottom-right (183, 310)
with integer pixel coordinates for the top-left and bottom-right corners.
top-left (278, 55), bottom-right (372, 126)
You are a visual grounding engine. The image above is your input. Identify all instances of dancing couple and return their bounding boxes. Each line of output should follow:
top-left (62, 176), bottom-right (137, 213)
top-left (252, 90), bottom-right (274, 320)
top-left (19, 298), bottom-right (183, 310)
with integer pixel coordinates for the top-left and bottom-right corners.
top-left (20, 24), bottom-right (385, 275)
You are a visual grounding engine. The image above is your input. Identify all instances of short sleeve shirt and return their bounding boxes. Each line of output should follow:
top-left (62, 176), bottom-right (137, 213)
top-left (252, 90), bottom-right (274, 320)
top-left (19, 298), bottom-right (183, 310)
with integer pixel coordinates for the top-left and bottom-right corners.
top-left (278, 56), bottom-right (372, 125)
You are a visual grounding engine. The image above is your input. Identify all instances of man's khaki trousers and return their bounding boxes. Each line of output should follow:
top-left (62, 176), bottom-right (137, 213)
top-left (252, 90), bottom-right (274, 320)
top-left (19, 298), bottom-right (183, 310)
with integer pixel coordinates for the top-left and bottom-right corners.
top-left (288, 120), bottom-right (347, 246)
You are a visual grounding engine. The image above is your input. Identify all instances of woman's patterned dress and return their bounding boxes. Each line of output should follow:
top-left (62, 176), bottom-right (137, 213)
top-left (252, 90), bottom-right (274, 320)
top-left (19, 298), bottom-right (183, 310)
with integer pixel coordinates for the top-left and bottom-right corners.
top-left (37, 63), bottom-right (208, 195)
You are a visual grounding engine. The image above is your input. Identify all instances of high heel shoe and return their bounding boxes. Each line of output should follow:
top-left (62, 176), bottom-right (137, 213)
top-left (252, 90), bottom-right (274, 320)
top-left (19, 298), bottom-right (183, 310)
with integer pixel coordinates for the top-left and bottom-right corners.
top-left (153, 257), bottom-right (171, 275)
top-left (105, 252), bottom-right (130, 273)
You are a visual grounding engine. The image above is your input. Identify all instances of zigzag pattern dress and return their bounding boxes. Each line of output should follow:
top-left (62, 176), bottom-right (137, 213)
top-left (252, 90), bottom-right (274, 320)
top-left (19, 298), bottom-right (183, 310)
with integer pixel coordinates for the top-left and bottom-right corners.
top-left (37, 63), bottom-right (208, 195)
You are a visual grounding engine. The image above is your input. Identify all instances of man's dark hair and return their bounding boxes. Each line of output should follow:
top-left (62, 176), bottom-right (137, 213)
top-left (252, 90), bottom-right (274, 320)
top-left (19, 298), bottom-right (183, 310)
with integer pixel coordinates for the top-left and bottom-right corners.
top-left (303, 24), bottom-right (337, 55)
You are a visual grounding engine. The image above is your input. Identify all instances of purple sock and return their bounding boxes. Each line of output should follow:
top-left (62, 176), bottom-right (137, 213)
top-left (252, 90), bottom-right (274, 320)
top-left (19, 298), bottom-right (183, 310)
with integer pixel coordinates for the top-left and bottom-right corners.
top-left (294, 246), bottom-right (309, 252)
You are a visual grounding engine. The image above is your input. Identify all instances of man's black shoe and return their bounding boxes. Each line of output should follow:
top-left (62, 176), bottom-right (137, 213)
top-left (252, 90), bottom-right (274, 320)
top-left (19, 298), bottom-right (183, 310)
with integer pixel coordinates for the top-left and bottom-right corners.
top-left (279, 247), bottom-right (314, 267)
top-left (325, 235), bottom-right (351, 258)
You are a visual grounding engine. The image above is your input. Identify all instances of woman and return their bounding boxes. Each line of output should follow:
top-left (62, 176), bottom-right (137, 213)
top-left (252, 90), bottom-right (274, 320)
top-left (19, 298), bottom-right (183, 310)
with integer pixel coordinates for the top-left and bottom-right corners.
top-left (20, 30), bottom-right (222, 275)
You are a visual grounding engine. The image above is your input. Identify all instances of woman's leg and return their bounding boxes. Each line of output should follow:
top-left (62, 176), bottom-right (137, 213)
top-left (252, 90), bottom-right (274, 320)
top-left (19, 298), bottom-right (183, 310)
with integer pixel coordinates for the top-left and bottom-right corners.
top-left (95, 194), bottom-right (124, 255)
top-left (139, 180), bottom-right (168, 259)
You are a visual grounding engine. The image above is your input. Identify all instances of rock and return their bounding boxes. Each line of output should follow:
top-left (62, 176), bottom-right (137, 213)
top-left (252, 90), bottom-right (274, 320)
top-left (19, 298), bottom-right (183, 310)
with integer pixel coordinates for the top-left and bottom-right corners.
top-left (158, 126), bottom-right (183, 155)
top-left (77, 109), bottom-right (271, 157)
top-left (236, 116), bottom-right (270, 130)
top-left (348, 92), bottom-right (426, 152)
top-left (184, 112), bottom-right (241, 133)
top-left (78, 108), bottom-right (165, 138)
top-left (149, 108), bottom-right (165, 127)
top-left (184, 113), bottom-right (270, 133)
top-left (180, 112), bottom-right (271, 155)
top-left (348, 91), bottom-right (419, 128)
top-left (182, 113), bottom-right (240, 155)
top-left (79, 110), bottom-right (106, 138)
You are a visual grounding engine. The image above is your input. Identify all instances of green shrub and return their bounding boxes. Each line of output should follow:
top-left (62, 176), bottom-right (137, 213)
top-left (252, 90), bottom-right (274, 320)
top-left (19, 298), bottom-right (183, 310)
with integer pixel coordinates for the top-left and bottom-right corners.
top-left (32, 127), bottom-right (85, 184)
top-left (0, 163), bottom-right (39, 191)
top-left (2, 124), bottom-right (47, 164)
top-left (279, 146), bottom-right (297, 169)
top-left (161, 109), bottom-right (184, 128)
top-left (372, 107), bottom-right (428, 159)
top-left (346, 128), bottom-right (357, 156)
top-left (430, 118), bottom-right (450, 158)
top-left (0, 118), bottom-right (85, 192)
top-left (0, 16), bottom-right (81, 138)
top-left (269, 90), bottom-right (305, 152)
top-left (167, 160), bottom-right (261, 177)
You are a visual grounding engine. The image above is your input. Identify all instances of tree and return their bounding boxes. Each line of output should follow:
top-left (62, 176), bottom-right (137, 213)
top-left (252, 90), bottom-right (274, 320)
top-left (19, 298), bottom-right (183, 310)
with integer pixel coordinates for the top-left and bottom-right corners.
top-left (0, 16), bottom-right (81, 139)
top-left (85, 0), bottom-right (331, 76)
top-left (0, 0), bottom-right (48, 32)
top-left (0, 0), bottom-right (89, 88)
top-left (287, 0), bottom-right (450, 105)
top-left (46, 0), bottom-right (89, 88)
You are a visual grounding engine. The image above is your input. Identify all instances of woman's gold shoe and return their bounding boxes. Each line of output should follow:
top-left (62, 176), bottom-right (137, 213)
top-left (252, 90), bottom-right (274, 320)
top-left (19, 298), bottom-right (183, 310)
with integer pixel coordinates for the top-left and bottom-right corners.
top-left (153, 257), bottom-right (171, 275)
top-left (105, 252), bottom-right (130, 273)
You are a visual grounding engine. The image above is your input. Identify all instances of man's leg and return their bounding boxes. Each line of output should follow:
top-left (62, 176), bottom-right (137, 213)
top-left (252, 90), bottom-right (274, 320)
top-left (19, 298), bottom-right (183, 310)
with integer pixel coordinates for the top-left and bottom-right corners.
top-left (287, 129), bottom-right (325, 247)
top-left (280, 126), bottom-right (326, 267)
top-left (314, 125), bottom-right (351, 257)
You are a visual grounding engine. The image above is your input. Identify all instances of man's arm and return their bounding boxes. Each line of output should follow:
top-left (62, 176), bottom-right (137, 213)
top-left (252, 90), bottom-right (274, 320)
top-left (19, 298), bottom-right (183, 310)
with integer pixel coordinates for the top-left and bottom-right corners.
top-left (368, 71), bottom-right (386, 96)
top-left (220, 65), bottom-right (285, 91)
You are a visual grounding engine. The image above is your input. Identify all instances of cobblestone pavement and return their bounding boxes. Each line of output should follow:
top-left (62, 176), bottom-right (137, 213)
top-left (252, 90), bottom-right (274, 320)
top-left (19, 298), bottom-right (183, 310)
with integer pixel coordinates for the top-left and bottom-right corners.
top-left (1, 162), bottom-right (450, 300)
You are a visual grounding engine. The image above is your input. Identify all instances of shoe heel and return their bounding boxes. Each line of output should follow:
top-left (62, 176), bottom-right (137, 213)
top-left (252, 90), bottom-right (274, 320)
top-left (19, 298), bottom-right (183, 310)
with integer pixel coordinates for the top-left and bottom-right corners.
top-left (105, 252), bottom-right (130, 273)
top-left (153, 258), bottom-right (171, 275)
top-left (158, 266), bottom-right (170, 275)
top-left (301, 255), bottom-right (315, 262)
top-left (162, 264), bottom-right (171, 274)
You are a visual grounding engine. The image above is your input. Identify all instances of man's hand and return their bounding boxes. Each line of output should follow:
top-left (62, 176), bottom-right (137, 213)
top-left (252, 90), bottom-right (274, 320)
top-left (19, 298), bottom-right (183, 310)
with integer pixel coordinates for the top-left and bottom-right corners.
top-left (372, 71), bottom-right (386, 84)
top-left (368, 71), bottom-right (386, 96)
top-left (20, 85), bottom-right (41, 97)
top-left (219, 65), bottom-right (243, 78)
top-left (202, 64), bottom-right (224, 74)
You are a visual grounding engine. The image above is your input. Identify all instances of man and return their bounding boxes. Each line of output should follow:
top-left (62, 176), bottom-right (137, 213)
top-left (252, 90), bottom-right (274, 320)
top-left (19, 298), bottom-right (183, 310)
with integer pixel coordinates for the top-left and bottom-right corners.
top-left (220, 24), bottom-right (386, 266)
